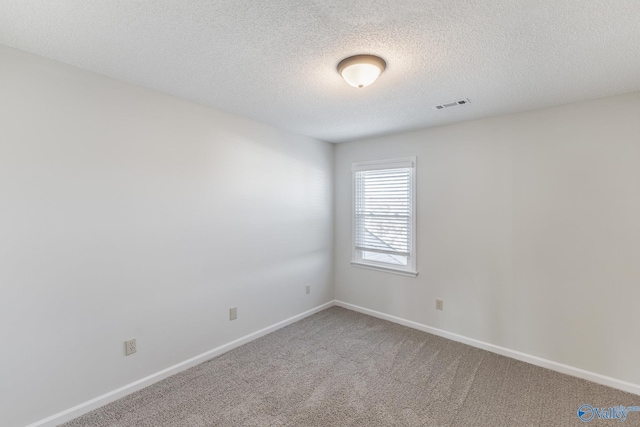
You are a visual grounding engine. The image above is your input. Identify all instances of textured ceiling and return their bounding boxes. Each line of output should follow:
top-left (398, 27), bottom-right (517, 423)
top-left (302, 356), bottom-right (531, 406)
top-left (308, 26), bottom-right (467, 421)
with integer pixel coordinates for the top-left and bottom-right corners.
top-left (1, 1), bottom-right (640, 143)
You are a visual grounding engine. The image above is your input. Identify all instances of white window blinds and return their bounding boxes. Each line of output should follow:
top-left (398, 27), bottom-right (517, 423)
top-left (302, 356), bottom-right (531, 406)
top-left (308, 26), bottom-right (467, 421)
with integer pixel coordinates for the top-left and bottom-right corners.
top-left (352, 157), bottom-right (416, 276)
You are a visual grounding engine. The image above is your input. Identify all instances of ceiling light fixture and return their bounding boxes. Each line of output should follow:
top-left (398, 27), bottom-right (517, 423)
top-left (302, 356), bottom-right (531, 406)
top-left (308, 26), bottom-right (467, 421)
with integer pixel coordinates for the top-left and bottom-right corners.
top-left (337, 54), bottom-right (386, 88)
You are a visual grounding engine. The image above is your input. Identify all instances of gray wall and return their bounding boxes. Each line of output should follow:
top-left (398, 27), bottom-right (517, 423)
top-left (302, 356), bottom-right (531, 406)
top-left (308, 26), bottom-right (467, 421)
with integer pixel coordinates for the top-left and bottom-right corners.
top-left (334, 92), bottom-right (640, 387)
top-left (0, 46), bottom-right (334, 427)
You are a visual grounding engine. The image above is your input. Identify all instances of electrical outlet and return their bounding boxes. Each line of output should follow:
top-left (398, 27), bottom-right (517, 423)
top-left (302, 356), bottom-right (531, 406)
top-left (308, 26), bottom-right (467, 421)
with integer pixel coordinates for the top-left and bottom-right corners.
top-left (125, 339), bottom-right (136, 355)
top-left (436, 299), bottom-right (444, 311)
top-left (305, 284), bottom-right (311, 295)
top-left (229, 307), bottom-right (237, 321)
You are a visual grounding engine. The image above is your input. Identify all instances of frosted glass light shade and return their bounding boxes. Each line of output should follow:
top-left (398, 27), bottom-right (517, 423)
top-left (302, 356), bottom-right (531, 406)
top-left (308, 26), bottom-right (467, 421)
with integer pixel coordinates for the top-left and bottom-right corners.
top-left (337, 55), bottom-right (386, 88)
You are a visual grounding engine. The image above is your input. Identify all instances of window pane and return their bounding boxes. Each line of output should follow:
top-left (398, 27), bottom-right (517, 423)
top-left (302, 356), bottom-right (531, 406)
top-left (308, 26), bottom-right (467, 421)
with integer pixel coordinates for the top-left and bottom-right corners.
top-left (352, 157), bottom-right (416, 275)
top-left (355, 167), bottom-right (411, 256)
top-left (362, 251), bottom-right (408, 266)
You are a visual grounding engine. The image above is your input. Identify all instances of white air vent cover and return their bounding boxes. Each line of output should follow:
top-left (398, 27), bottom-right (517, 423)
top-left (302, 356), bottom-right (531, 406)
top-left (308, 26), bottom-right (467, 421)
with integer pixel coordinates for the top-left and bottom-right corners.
top-left (434, 99), bottom-right (470, 110)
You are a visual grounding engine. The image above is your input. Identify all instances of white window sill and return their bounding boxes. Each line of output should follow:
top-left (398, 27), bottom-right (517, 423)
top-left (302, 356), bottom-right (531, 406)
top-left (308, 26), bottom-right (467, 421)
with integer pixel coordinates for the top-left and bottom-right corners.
top-left (350, 261), bottom-right (418, 277)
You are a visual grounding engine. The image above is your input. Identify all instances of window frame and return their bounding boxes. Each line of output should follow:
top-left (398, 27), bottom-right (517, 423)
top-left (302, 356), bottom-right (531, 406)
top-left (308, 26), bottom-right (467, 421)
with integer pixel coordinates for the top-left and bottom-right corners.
top-left (351, 156), bottom-right (417, 277)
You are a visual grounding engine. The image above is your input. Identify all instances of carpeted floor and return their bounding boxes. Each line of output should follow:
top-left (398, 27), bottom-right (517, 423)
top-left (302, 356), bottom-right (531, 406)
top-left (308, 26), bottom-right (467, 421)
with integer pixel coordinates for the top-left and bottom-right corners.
top-left (63, 307), bottom-right (638, 426)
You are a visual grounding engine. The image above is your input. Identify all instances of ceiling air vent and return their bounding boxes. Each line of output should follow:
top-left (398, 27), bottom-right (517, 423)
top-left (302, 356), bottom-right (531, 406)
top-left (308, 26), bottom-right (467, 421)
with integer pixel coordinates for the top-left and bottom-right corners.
top-left (434, 98), bottom-right (470, 110)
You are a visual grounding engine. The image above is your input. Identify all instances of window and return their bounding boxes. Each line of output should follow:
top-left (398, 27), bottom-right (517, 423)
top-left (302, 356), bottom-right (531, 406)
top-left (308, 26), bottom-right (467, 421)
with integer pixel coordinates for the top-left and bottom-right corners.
top-left (352, 157), bottom-right (417, 277)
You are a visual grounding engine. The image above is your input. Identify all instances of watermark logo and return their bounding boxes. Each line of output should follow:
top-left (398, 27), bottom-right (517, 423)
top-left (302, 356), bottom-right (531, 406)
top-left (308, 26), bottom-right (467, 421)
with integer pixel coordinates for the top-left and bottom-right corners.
top-left (577, 404), bottom-right (640, 422)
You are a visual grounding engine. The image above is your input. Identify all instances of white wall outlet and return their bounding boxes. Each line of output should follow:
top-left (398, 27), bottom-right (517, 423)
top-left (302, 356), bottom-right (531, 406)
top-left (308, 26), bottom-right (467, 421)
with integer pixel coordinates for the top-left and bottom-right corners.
top-left (125, 338), bottom-right (136, 355)
top-left (306, 284), bottom-right (311, 294)
top-left (229, 307), bottom-right (237, 321)
top-left (436, 299), bottom-right (444, 311)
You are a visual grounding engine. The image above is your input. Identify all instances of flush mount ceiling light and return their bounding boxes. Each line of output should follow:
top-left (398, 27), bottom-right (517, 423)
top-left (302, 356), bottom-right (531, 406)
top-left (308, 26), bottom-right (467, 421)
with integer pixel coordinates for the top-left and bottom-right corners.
top-left (337, 54), bottom-right (386, 88)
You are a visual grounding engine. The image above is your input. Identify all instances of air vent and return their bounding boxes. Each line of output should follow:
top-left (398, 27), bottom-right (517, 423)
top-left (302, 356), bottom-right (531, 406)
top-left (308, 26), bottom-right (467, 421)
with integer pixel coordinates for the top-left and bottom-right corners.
top-left (434, 98), bottom-right (470, 110)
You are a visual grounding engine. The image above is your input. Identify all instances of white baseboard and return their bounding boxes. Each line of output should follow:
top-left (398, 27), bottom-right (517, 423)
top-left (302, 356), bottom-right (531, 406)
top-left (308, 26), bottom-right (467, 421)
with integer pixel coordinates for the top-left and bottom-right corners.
top-left (26, 301), bottom-right (335, 427)
top-left (335, 300), bottom-right (640, 396)
top-left (28, 298), bottom-right (640, 427)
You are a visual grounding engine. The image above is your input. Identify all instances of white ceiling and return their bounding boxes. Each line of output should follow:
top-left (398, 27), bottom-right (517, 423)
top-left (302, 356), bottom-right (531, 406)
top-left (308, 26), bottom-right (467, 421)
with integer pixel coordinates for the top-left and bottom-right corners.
top-left (1, 1), bottom-right (639, 143)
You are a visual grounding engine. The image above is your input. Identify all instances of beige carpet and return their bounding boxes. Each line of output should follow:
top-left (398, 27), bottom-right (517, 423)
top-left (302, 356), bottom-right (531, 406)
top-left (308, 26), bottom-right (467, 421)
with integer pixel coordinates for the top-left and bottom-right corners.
top-left (63, 307), bottom-right (638, 426)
